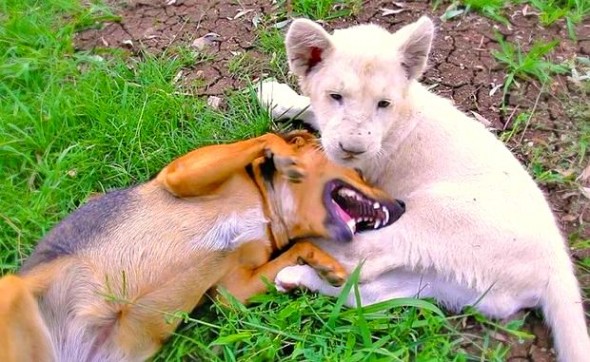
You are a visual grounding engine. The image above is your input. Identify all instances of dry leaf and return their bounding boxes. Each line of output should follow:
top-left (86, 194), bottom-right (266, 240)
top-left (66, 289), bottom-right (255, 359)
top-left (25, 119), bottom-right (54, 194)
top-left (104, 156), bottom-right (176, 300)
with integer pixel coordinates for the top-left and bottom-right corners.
top-left (233, 9), bottom-right (253, 20)
top-left (580, 187), bottom-right (590, 200)
top-left (172, 70), bottom-right (183, 84)
top-left (489, 83), bottom-right (502, 96)
top-left (273, 19), bottom-right (291, 29)
top-left (207, 96), bottom-right (223, 110)
top-left (471, 111), bottom-right (492, 127)
top-left (577, 163), bottom-right (590, 183)
top-left (252, 13), bottom-right (262, 28)
top-left (561, 214), bottom-right (578, 222)
top-left (191, 33), bottom-right (221, 50)
top-left (380, 7), bottom-right (404, 16)
top-left (490, 331), bottom-right (509, 343)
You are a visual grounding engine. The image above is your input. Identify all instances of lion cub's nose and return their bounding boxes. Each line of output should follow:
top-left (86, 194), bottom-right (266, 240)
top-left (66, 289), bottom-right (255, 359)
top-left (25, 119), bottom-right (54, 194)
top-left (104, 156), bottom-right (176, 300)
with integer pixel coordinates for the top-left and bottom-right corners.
top-left (338, 142), bottom-right (366, 156)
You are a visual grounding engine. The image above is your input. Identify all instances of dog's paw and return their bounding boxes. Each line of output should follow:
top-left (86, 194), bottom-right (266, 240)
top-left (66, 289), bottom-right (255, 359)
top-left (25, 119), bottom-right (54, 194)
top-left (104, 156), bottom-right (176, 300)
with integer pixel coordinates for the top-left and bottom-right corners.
top-left (296, 257), bottom-right (347, 287)
top-left (264, 148), bottom-right (306, 182)
top-left (275, 265), bottom-right (321, 293)
top-left (316, 265), bottom-right (347, 287)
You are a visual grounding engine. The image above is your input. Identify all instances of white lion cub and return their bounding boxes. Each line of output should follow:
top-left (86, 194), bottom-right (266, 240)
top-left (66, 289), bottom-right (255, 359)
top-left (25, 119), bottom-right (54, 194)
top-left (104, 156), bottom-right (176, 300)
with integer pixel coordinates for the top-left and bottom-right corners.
top-left (258, 17), bottom-right (590, 361)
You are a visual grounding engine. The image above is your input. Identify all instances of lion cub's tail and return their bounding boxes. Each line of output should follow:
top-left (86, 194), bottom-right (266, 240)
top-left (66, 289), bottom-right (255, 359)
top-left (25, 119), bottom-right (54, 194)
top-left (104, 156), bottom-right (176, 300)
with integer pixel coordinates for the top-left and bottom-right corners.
top-left (541, 255), bottom-right (590, 362)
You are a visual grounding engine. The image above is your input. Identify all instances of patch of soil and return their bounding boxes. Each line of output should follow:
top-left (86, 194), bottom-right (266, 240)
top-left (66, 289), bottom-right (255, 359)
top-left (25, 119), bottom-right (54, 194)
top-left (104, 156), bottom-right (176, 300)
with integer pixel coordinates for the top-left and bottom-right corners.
top-left (75, 1), bottom-right (589, 360)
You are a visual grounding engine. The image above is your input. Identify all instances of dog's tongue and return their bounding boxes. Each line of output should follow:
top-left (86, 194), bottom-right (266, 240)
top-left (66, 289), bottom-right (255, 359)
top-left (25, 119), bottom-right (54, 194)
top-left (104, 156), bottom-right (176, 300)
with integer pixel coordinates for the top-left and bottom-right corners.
top-left (331, 200), bottom-right (356, 234)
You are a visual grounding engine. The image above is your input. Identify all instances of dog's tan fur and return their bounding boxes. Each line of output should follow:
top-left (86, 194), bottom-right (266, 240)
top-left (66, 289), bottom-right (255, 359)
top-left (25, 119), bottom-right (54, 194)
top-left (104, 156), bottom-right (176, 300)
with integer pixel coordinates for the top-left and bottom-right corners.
top-left (258, 18), bottom-right (590, 361)
top-left (0, 132), bottom-right (403, 361)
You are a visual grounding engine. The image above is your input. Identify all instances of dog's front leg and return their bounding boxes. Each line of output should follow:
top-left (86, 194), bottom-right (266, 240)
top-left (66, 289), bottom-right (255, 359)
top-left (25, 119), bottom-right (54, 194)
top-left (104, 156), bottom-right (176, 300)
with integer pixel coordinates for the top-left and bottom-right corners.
top-left (218, 240), bottom-right (347, 303)
top-left (157, 133), bottom-right (304, 197)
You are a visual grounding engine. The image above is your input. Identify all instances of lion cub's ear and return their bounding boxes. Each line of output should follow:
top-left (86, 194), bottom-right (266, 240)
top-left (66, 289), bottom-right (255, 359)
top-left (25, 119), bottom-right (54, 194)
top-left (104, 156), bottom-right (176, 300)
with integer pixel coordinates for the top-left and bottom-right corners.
top-left (286, 19), bottom-right (333, 77)
top-left (395, 16), bottom-right (435, 80)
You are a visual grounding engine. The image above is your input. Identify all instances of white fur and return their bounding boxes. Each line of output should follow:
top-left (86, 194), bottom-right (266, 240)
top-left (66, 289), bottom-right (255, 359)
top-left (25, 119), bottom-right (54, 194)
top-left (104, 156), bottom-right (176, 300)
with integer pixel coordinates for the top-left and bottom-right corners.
top-left (257, 79), bottom-right (317, 127)
top-left (196, 208), bottom-right (268, 251)
top-left (264, 17), bottom-right (590, 361)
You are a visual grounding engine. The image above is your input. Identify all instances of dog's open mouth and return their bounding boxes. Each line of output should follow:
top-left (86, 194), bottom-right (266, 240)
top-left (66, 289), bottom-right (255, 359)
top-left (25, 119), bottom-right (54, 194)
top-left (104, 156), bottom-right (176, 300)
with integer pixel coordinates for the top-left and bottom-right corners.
top-left (324, 180), bottom-right (404, 241)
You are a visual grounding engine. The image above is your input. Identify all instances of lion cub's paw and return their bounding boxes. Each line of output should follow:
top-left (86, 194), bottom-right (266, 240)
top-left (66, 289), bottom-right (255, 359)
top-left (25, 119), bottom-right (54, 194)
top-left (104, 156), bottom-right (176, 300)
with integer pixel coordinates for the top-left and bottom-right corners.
top-left (275, 265), bottom-right (323, 293)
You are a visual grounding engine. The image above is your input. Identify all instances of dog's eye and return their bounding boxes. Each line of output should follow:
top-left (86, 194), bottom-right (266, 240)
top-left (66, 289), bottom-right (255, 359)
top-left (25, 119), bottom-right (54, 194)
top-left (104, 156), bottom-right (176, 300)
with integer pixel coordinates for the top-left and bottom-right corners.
top-left (377, 100), bottom-right (391, 108)
top-left (330, 93), bottom-right (343, 102)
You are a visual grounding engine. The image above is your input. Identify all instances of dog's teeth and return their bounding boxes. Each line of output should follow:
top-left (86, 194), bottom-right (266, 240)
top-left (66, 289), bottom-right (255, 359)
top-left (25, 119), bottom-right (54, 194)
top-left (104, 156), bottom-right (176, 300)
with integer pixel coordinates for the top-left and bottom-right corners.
top-left (340, 188), bottom-right (360, 200)
top-left (382, 207), bottom-right (389, 224)
top-left (374, 219), bottom-right (381, 229)
top-left (347, 219), bottom-right (356, 233)
top-left (373, 202), bottom-right (380, 209)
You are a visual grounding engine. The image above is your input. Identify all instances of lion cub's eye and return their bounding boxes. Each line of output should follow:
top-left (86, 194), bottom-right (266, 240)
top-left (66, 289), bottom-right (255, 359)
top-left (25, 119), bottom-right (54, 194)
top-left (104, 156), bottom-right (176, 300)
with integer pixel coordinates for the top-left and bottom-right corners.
top-left (330, 93), bottom-right (343, 102)
top-left (377, 100), bottom-right (391, 108)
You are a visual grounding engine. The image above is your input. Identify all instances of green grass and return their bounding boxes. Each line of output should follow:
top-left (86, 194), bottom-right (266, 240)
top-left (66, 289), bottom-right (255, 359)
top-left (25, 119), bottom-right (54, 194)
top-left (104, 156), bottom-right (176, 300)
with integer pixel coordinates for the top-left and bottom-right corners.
top-left (438, 0), bottom-right (590, 39)
top-left (527, 0), bottom-right (590, 39)
top-left (154, 270), bottom-right (519, 361)
top-left (460, 0), bottom-right (510, 24)
top-left (289, 0), bottom-right (361, 20)
top-left (492, 37), bottom-right (569, 103)
top-left (0, 0), bottom-right (270, 270)
top-left (0, 0), bottom-right (557, 360)
top-left (256, 26), bottom-right (290, 81)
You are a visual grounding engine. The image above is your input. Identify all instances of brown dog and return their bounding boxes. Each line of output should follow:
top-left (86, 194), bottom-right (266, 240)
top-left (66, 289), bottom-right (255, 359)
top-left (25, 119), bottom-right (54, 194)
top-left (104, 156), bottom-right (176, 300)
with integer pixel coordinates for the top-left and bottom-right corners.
top-left (0, 132), bottom-right (405, 361)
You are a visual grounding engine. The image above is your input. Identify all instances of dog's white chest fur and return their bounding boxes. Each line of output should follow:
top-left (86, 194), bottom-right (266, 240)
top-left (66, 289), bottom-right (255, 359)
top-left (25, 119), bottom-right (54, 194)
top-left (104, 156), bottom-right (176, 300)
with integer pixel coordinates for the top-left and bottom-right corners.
top-left (195, 208), bottom-right (268, 251)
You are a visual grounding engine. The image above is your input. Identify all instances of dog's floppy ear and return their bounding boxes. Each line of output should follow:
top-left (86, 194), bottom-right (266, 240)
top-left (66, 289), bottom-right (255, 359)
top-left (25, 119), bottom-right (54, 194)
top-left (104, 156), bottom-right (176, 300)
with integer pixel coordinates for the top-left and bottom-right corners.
top-left (286, 19), bottom-right (333, 77)
top-left (395, 16), bottom-right (434, 80)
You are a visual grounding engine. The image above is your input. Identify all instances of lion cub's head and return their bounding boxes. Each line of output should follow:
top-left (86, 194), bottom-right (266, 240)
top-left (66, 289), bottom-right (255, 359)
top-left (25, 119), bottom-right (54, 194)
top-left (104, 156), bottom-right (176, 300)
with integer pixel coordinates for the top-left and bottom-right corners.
top-left (285, 17), bottom-right (435, 170)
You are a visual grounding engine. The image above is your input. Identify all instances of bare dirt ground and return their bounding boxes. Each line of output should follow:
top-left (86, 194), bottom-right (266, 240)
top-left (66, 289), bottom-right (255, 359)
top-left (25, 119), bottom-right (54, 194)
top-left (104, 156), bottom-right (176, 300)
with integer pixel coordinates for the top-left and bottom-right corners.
top-left (75, 1), bottom-right (590, 360)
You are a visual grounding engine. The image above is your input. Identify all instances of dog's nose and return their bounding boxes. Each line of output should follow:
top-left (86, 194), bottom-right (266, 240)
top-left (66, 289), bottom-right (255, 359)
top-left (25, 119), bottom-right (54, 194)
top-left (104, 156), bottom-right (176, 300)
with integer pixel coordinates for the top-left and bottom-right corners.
top-left (339, 142), bottom-right (366, 155)
top-left (397, 199), bottom-right (406, 211)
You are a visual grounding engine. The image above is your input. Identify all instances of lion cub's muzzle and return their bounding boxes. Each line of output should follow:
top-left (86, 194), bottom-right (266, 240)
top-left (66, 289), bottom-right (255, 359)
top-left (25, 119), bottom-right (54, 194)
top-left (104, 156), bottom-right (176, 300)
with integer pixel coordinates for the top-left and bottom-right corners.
top-left (324, 179), bottom-right (405, 242)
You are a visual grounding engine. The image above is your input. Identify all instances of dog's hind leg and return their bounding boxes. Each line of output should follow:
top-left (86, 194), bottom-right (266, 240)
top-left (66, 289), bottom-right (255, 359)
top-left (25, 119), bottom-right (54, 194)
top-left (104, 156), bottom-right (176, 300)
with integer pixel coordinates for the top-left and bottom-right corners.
top-left (0, 275), bottom-right (54, 362)
top-left (157, 133), bottom-right (304, 197)
top-left (218, 240), bottom-right (347, 303)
